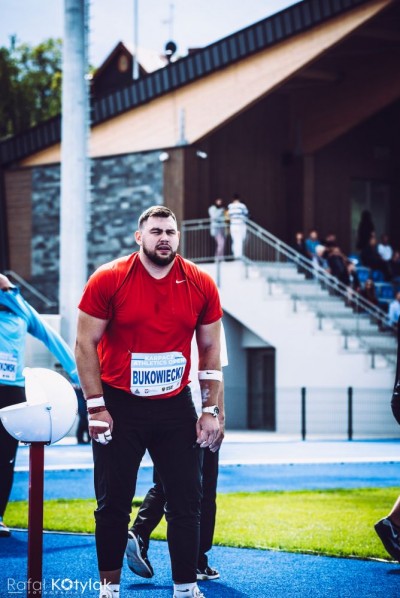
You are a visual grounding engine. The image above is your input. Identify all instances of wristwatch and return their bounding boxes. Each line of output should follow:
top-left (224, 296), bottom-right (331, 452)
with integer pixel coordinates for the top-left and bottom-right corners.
top-left (202, 405), bottom-right (220, 417)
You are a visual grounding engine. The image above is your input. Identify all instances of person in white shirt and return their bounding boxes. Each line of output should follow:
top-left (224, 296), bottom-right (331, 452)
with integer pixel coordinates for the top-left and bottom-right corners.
top-left (388, 292), bottom-right (400, 327)
top-left (227, 194), bottom-right (249, 259)
top-left (377, 234), bottom-right (394, 263)
top-left (208, 198), bottom-right (227, 260)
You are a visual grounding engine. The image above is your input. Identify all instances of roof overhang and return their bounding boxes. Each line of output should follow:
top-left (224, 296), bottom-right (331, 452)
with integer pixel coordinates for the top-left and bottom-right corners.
top-left (9, 0), bottom-right (398, 166)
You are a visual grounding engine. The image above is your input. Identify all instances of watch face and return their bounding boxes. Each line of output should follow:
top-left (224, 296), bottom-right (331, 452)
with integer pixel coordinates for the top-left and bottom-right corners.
top-left (203, 405), bottom-right (219, 416)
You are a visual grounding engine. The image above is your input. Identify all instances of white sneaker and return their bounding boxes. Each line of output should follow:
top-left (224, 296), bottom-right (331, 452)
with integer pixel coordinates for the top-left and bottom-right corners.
top-left (99, 584), bottom-right (119, 598)
top-left (173, 585), bottom-right (205, 598)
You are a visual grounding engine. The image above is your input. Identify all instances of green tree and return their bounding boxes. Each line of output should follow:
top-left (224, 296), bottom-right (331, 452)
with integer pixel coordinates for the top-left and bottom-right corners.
top-left (0, 37), bottom-right (63, 139)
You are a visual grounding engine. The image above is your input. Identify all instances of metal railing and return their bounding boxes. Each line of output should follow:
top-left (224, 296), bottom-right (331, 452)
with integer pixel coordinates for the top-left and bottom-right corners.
top-left (4, 270), bottom-right (57, 309)
top-left (181, 218), bottom-right (397, 366)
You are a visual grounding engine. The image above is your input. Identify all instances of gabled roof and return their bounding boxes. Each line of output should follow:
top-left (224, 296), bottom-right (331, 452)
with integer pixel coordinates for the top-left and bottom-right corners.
top-left (0, 0), bottom-right (375, 166)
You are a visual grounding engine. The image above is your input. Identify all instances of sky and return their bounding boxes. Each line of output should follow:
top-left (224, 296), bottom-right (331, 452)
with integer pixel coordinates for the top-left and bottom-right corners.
top-left (0, 0), bottom-right (300, 68)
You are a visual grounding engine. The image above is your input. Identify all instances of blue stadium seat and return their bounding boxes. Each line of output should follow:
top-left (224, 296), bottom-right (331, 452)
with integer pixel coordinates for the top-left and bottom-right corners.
top-left (375, 282), bottom-right (394, 299)
top-left (356, 267), bottom-right (371, 286)
top-left (392, 276), bottom-right (400, 293)
top-left (371, 269), bottom-right (384, 282)
top-left (375, 282), bottom-right (394, 312)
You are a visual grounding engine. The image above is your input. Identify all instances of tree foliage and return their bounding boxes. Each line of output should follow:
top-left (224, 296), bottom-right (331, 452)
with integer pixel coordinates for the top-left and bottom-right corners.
top-left (0, 37), bottom-right (62, 139)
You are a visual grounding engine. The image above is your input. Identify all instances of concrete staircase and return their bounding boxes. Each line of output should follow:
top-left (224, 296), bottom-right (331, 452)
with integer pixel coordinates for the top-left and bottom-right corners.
top-left (201, 260), bottom-right (396, 385)
top-left (198, 259), bottom-right (399, 436)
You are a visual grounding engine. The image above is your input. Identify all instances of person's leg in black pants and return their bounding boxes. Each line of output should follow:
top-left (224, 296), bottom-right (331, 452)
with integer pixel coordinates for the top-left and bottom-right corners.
top-left (94, 385), bottom-right (202, 586)
top-left (197, 448), bottom-right (219, 572)
top-left (0, 385), bottom-right (26, 536)
top-left (93, 387), bottom-right (150, 573)
top-left (128, 444), bottom-right (220, 579)
top-left (148, 389), bottom-right (202, 584)
top-left (131, 467), bottom-right (165, 551)
top-left (126, 468), bottom-right (165, 578)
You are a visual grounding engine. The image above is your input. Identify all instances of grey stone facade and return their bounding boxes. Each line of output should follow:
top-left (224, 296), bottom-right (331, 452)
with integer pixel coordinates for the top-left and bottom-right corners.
top-left (30, 150), bottom-right (163, 310)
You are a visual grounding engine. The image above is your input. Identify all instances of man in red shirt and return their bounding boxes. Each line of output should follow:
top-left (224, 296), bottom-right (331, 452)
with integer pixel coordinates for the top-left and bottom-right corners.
top-left (75, 206), bottom-right (223, 598)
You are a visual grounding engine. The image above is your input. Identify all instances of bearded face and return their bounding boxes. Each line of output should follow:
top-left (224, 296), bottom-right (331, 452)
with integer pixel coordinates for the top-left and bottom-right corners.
top-left (136, 216), bottom-right (180, 267)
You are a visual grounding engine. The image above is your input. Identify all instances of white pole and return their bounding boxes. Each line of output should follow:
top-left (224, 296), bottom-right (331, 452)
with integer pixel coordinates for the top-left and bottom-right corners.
top-left (133, 0), bottom-right (139, 80)
top-left (59, 0), bottom-right (89, 347)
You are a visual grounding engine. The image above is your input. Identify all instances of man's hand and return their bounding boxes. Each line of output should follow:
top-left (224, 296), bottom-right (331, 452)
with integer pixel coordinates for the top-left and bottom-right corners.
top-left (208, 416), bottom-right (225, 453)
top-left (196, 413), bottom-right (220, 448)
top-left (88, 409), bottom-right (114, 445)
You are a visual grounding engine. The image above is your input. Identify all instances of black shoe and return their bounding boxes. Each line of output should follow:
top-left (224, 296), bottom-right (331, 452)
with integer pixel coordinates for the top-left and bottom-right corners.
top-left (0, 521), bottom-right (11, 537)
top-left (196, 566), bottom-right (220, 580)
top-left (126, 531), bottom-right (154, 578)
top-left (374, 517), bottom-right (400, 561)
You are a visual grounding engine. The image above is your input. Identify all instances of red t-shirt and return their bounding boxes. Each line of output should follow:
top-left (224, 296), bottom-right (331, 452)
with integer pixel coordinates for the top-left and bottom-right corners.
top-left (78, 253), bottom-right (223, 397)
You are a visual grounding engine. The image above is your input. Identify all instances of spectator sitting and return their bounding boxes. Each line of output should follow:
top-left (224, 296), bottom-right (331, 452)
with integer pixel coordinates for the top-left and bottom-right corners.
top-left (346, 262), bottom-right (361, 309)
top-left (378, 234), bottom-right (394, 263)
top-left (292, 232), bottom-right (312, 277)
top-left (361, 235), bottom-right (392, 281)
top-left (378, 234), bottom-right (394, 279)
top-left (359, 278), bottom-right (379, 306)
top-left (305, 230), bottom-right (320, 263)
top-left (388, 291), bottom-right (400, 327)
top-left (347, 262), bottom-right (361, 293)
top-left (326, 246), bottom-right (350, 286)
top-left (323, 232), bottom-right (338, 249)
top-left (315, 244), bottom-right (329, 270)
top-left (293, 232), bottom-right (307, 257)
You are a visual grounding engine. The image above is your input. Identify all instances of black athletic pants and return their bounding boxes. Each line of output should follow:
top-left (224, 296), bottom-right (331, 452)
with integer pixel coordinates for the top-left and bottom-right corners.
top-left (132, 448), bottom-right (219, 570)
top-left (93, 383), bottom-right (203, 583)
top-left (0, 385), bottom-right (26, 518)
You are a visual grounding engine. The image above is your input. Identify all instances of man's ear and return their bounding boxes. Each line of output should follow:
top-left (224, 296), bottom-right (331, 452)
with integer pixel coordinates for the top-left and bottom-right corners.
top-left (134, 230), bottom-right (142, 246)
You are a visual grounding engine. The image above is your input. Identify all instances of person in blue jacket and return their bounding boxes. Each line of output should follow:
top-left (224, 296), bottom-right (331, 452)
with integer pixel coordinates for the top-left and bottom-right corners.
top-left (0, 273), bottom-right (79, 537)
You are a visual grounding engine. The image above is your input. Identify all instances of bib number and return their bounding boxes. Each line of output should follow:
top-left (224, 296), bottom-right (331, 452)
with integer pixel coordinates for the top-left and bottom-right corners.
top-left (130, 352), bottom-right (187, 396)
top-left (0, 352), bottom-right (17, 382)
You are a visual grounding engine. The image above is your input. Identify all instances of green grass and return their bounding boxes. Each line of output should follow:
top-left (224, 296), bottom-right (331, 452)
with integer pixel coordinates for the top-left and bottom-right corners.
top-left (6, 488), bottom-right (398, 561)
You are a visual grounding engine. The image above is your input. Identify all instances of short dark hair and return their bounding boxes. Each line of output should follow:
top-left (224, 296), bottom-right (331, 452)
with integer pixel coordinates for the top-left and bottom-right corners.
top-left (138, 205), bottom-right (177, 229)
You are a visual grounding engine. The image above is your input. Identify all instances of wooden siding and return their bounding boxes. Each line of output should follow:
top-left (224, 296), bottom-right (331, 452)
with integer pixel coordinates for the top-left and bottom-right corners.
top-left (5, 169), bottom-right (32, 278)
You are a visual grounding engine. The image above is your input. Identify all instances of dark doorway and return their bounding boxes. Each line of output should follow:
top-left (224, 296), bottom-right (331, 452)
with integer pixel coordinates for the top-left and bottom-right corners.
top-left (247, 347), bottom-right (276, 430)
top-left (350, 179), bottom-right (390, 253)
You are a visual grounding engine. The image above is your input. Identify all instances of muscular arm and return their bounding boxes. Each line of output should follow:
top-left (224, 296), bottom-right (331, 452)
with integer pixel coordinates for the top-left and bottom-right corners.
top-left (195, 319), bottom-right (222, 447)
top-left (75, 309), bottom-right (113, 438)
top-left (209, 378), bottom-right (225, 453)
top-left (196, 319), bottom-right (222, 404)
top-left (75, 309), bottom-right (108, 396)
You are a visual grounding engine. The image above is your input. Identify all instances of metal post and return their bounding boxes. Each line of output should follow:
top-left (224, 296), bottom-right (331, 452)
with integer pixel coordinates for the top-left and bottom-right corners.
top-left (60, 0), bottom-right (89, 347)
top-left (347, 386), bottom-right (353, 441)
top-left (301, 387), bottom-right (306, 441)
top-left (27, 443), bottom-right (45, 597)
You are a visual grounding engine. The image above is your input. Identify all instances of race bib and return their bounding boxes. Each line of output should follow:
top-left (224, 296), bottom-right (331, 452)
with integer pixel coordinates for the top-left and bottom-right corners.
top-left (0, 352), bottom-right (17, 382)
top-left (130, 352), bottom-right (187, 397)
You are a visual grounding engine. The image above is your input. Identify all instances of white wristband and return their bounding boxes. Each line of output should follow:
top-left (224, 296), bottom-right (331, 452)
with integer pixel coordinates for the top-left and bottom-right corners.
top-left (86, 396), bottom-right (105, 408)
top-left (198, 370), bottom-right (223, 382)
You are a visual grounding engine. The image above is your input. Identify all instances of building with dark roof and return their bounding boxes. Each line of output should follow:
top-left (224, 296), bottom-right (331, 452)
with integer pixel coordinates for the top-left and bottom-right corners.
top-left (1, 0), bottom-right (399, 299)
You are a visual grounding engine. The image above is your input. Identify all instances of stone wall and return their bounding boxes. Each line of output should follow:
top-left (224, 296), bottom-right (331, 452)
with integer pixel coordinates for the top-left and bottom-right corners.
top-left (30, 150), bottom-right (163, 310)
